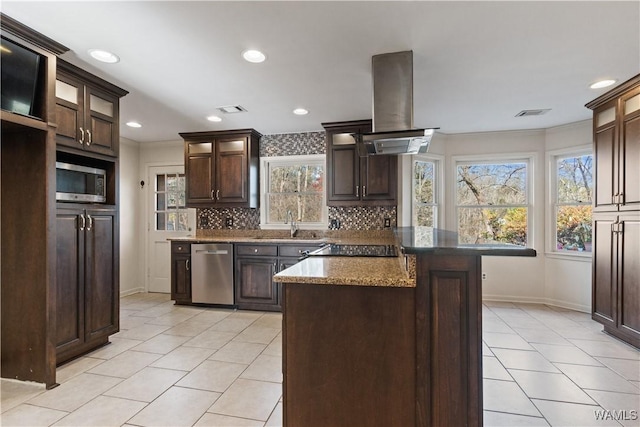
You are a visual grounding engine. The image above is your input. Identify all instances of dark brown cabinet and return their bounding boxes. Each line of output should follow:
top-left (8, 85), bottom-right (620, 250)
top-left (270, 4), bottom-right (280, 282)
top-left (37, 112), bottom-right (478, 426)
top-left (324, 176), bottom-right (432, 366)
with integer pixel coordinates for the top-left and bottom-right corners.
top-left (181, 129), bottom-right (261, 208)
top-left (587, 74), bottom-right (640, 348)
top-left (171, 242), bottom-right (192, 304)
top-left (324, 120), bottom-right (397, 206)
top-left (55, 60), bottom-right (127, 157)
top-left (235, 244), bottom-right (279, 311)
top-left (56, 207), bottom-right (119, 364)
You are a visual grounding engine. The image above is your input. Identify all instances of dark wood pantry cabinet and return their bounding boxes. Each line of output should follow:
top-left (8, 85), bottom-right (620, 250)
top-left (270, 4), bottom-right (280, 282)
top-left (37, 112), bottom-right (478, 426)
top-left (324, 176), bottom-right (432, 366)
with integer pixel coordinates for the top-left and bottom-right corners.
top-left (587, 74), bottom-right (640, 348)
top-left (323, 120), bottom-right (397, 206)
top-left (56, 207), bottom-right (119, 364)
top-left (181, 129), bottom-right (261, 208)
top-left (55, 60), bottom-right (127, 157)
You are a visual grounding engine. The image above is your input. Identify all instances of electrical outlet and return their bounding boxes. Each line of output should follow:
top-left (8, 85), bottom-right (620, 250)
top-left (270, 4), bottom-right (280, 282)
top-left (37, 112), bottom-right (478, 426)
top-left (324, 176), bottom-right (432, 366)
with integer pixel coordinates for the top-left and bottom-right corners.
top-left (482, 273), bottom-right (487, 280)
top-left (330, 218), bottom-right (340, 229)
top-left (225, 217), bottom-right (233, 228)
top-left (384, 217), bottom-right (391, 228)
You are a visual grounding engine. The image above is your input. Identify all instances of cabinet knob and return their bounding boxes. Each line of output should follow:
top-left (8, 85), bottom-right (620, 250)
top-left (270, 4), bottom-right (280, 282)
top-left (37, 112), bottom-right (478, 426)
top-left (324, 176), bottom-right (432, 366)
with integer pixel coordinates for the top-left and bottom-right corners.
top-left (254, 248), bottom-right (259, 253)
top-left (178, 246), bottom-right (183, 251)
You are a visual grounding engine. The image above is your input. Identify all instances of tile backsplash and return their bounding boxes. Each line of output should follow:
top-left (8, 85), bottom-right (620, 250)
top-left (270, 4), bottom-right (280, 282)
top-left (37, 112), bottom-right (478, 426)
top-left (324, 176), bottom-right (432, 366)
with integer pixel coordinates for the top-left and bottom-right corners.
top-left (196, 131), bottom-right (397, 231)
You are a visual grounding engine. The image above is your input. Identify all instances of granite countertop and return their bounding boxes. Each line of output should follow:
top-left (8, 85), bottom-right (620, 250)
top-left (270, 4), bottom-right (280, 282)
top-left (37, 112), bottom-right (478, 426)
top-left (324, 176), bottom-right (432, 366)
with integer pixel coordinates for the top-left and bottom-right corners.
top-left (274, 256), bottom-right (415, 288)
top-left (395, 226), bottom-right (537, 257)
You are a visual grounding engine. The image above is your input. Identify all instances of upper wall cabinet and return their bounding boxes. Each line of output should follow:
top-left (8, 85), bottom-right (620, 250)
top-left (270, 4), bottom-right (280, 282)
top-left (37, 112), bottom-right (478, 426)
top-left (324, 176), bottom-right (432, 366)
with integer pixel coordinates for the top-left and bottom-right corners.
top-left (587, 75), bottom-right (640, 213)
top-left (55, 60), bottom-right (128, 157)
top-left (180, 129), bottom-right (261, 208)
top-left (323, 120), bottom-right (397, 206)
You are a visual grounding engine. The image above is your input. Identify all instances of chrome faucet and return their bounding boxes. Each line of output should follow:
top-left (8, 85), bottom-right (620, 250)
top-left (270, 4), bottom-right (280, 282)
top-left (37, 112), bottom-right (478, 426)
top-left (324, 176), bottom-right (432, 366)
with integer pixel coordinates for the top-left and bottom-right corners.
top-left (286, 210), bottom-right (298, 238)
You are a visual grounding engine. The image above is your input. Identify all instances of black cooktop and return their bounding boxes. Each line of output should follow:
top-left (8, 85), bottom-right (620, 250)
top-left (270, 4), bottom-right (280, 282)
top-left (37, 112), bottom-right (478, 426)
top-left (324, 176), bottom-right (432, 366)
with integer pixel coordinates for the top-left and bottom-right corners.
top-left (309, 244), bottom-right (399, 257)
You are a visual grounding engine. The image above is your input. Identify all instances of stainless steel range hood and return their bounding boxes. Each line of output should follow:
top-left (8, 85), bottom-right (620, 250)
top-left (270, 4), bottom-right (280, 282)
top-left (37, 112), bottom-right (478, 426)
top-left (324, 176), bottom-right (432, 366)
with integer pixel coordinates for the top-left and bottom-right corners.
top-left (357, 50), bottom-right (437, 156)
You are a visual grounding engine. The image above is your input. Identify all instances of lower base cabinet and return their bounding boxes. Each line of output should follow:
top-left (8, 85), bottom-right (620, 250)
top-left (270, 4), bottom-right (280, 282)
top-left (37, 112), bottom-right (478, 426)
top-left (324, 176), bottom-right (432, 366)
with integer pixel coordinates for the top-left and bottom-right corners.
top-left (56, 206), bottom-right (119, 365)
top-left (171, 242), bottom-right (192, 304)
top-left (235, 244), bottom-right (280, 311)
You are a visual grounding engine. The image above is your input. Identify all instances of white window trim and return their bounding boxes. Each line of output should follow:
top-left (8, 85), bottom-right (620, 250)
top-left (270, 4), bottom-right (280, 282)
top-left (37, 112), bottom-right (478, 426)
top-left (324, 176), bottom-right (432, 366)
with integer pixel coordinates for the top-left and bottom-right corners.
top-left (412, 153), bottom-right (444, 228)
top-left (451, 153), bottom-right (535, 248)
top-left (259, 154), bottom-right (327, 229)
top-left (546, 144), bottom-right (593, 261)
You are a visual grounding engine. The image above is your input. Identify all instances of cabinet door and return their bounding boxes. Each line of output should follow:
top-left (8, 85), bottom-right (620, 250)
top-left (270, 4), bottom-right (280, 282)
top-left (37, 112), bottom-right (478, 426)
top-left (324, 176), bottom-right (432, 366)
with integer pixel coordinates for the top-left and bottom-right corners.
top-left (361, 154), bottom-right (397, 203)
top-left (235, 257), bottom-right (279, 309)
top-left (618, 214), bottom-right (640, 342)
top-left (620, 91), bottom-right (640, 211)
top-left (328, 141), bottom-right (360, 203)
top-left (55, 74), bottom-right (84, 149)
top-left (185, 142), bottom-right (214, 205)
top-left (592, 214), bottom-right (617, 327)
top-left (593, 102), bottom-right (618, 212)
top-left (85, 87), bottom-right (119, 157)
top-left (55, 209), bottom-right (85, 353)
top-left (84, 210), bottom-right (118, 341)
top-left (171, 253), bottom-right (192, 304)
top-left (216, 138), bottom-right (248, 204)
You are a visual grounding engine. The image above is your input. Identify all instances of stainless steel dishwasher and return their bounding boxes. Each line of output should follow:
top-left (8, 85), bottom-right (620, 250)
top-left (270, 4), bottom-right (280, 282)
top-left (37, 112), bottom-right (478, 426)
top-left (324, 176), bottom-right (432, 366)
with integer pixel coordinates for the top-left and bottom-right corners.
top-left (191, 243), bottom-right (234, 305)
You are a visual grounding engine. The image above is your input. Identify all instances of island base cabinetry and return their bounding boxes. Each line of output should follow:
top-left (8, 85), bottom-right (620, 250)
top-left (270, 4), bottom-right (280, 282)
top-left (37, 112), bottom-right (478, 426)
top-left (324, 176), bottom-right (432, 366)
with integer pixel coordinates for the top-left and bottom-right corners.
top-left (282, 253), bottom-right (482, 427)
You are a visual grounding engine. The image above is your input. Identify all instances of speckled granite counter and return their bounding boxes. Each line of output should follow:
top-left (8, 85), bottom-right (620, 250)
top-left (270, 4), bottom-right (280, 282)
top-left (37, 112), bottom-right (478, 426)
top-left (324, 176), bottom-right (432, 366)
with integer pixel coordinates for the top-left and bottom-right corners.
top-left (274, 256), bottom-right (414, 287)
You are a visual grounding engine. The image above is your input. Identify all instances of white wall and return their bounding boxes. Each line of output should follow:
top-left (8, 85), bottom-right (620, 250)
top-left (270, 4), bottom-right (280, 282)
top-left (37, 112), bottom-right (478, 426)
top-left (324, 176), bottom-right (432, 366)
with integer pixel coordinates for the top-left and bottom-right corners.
top-left (119, 137), bottom-right (142, 296)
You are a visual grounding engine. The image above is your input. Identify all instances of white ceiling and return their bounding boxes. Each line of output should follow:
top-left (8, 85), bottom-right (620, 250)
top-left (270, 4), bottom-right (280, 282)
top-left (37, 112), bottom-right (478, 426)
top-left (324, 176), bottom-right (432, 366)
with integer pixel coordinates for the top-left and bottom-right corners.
top-left (2, 1), bottom-right (638, 143)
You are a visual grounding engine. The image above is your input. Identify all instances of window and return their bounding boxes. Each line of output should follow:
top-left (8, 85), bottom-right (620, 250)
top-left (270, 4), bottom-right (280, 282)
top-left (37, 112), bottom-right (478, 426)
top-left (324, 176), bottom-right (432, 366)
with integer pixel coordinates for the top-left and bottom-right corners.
top-left (455, 159), bottom-right (530, 246)
top-left (155, 173), bottom-right (189, 231)
top-left (554, 152), bottom-right (593, 253)
top-left (412, 158), bottom-right (439, 227)
top-left (262, 155), bottom-right (326, 227)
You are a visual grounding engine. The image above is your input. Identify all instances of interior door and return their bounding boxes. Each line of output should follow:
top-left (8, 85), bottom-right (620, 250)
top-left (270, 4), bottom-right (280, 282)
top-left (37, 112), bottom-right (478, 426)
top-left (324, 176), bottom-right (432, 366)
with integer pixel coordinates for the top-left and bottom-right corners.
top-left (147, 165), bottom-right (195, 293)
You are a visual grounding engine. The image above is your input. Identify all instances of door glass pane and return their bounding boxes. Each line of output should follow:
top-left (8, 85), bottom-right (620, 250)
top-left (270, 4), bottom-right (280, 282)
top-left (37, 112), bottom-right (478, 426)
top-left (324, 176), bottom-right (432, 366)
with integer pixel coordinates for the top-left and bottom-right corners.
top-left (55, 80), bottom-right (78, 104)
top-left (218, 140), bottom-right (244, 152)
top-left (155, 173), bottom-right (188, 231)
top-left (625, 94), bottom-right (640, 115)
top-left (189, 142), bottom-right (212, 154)
top-left (332, 133), bottom-right (356, 145)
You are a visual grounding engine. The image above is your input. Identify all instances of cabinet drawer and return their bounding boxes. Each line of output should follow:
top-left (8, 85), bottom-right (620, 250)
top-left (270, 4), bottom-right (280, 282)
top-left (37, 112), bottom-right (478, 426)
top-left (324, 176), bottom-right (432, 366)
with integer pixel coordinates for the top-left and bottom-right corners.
top-left (279, 244), bottom-right (324, 257)
top-left (236, 244), bottom-right (278, 256)
top-left (172, 242), bottom-right (191, 253)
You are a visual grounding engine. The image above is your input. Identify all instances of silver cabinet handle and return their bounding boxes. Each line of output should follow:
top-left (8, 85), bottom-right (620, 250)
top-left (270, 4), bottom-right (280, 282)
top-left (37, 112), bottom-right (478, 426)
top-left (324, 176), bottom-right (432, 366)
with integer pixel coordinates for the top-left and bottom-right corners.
top-left (216, 190), bottom-right (220, 200)
top-left (273, 261), bottom-right (278, 271)
top-left (355, 185), bottom-right (359, 198)
top-left (86, 129), bottom-right (92, 146)
top-left (210, 190), bottom-right (215, 200)
top-left (79, 127), bottom-right (85, 145)
top-left (619, 192), bottom-right (624, 204)
top-left (79, 214), bottom-right (86, 231)
top-left (363, 185), bottom-right (366, 197)
top-left (86, 214), bottom-right (93, 231)
top-left (185, 259), bottom-right (190, 271)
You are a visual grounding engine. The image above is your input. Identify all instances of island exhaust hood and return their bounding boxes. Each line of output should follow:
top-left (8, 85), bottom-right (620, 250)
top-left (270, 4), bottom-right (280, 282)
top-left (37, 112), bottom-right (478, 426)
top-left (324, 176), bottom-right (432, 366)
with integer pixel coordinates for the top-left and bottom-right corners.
top-left (357, 50), bottom-right (438, 156)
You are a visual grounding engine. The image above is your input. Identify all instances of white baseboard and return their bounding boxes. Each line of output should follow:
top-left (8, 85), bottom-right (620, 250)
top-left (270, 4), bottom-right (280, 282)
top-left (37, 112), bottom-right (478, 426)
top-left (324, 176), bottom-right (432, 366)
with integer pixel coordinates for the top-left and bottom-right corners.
top-left (482, 294), bottom-right (591, 313)
top-left (120, 287), bottom-right (145, 297)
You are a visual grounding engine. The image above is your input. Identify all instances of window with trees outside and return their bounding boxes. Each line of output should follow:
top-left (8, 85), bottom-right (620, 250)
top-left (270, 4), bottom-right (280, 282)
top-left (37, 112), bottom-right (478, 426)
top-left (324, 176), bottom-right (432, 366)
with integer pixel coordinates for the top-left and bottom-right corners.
top-left (264, 156), bottom-right (325, 226)
top-left (155, 173), bottom-right (189, 231)
top-left (554, 152), bottom-right (593, 253)
top-left (456, 159), bottom-right (530, 246)
top-left (413, 158), bottom-right (439, 227)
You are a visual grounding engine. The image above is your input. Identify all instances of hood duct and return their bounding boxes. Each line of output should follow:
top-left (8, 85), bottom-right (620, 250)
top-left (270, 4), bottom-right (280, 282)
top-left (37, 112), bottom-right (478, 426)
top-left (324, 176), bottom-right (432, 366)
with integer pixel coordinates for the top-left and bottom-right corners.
top-left (357, 50), bottom-right (438, 156)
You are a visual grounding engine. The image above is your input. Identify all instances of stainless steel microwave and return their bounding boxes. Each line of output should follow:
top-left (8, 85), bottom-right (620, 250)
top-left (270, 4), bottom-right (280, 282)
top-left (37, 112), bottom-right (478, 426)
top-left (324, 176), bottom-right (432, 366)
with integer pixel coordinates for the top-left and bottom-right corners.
top-left (56, 162), bottom-right (106, 203)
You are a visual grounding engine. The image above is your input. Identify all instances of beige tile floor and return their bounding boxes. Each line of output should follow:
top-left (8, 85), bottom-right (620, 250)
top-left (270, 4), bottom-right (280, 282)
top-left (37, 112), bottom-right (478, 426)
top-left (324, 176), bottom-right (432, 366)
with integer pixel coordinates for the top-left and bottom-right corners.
top-left (2, 293), bottom-right (639, 427)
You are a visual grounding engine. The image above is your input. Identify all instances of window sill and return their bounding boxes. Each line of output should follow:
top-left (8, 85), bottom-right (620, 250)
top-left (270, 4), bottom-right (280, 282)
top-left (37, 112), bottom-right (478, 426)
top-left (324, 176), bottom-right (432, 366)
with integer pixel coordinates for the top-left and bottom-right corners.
top-left (545, 251), bottom-right (592, 263)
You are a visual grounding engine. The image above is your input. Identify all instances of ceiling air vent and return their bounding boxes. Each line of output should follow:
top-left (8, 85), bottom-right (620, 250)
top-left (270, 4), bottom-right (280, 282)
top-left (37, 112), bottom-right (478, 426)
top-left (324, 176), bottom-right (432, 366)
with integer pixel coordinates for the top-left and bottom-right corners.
top-left (217, 105), bottom-right (247, 114)
top-left (515, 109), bottom-right (551, 117)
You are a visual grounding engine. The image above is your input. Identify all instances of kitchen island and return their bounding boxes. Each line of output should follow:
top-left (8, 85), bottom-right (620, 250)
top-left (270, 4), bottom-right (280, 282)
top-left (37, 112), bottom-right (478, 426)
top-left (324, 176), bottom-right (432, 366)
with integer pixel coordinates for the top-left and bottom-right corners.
top-left (275, 227), bottom-right (536, 427)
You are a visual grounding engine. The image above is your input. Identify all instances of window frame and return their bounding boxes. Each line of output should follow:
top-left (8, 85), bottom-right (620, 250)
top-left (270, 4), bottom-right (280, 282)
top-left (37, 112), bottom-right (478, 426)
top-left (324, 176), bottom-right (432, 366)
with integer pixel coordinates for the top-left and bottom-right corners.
top-left (411, 154), bottom-right (444, 228)
top-left (546, 145), bottom-right (593, 260)
top-left (452, 153), bottom-right (534, 247)
top-left (260, 154), bottom-right (327, 229)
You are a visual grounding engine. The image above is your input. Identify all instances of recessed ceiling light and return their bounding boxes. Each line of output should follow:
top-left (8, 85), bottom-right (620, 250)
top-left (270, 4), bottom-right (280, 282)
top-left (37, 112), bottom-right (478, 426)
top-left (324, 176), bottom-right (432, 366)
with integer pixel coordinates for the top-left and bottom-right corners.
top-left (126, 121), bottom-right (142, 128)
top-left (590, 79), bottom-right (617, 89)
top-left (217, 105), bottom-right (247, 114)
top-left (207, 115), bottom-right (222, 122)
top-left (88, 49), bottom-right (120, 64)
top-left (242, 49), bottom-right (266, 63)
top-left (293, 108), bottom-right (309, 115)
